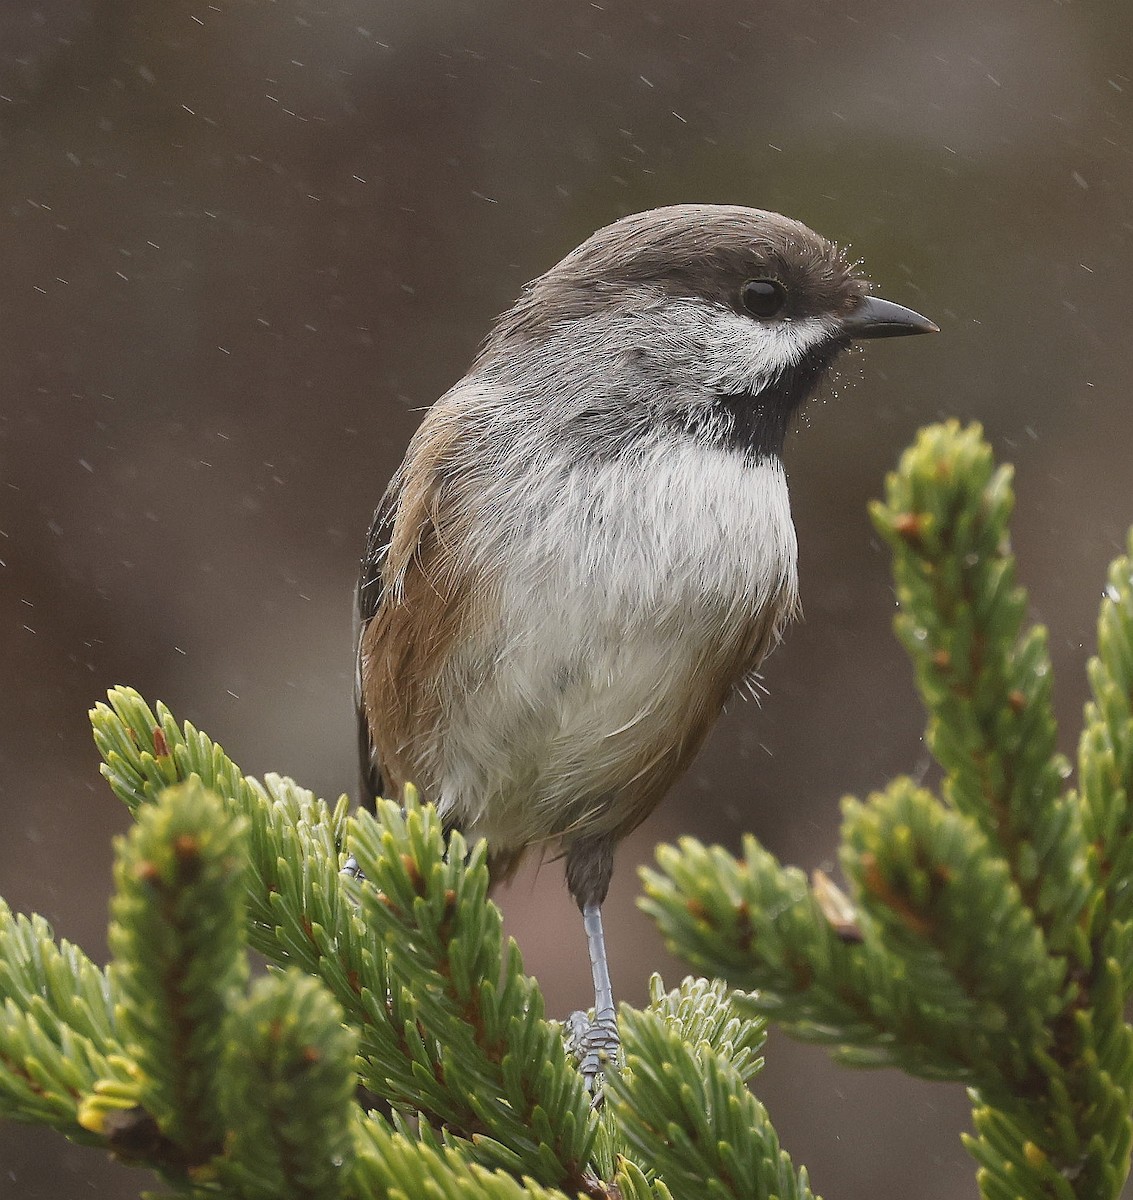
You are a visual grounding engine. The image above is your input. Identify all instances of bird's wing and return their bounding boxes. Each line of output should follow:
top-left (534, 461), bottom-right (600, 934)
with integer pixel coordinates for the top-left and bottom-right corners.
top-left (355, 500), bottom-right (393, 809)
top-left (355, 399), bottom-right (481, 812)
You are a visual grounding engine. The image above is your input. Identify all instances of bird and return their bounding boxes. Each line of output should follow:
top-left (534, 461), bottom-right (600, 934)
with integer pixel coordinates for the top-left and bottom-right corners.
top-left (355, 203), bottom-right (936, 1082)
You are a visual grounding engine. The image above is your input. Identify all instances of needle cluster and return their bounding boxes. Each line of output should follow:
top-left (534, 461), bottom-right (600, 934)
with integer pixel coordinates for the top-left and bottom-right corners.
top-left (645, 422), bottom-right (1133, 1200)
top-left (0, 687), bottom-right (802, 1198)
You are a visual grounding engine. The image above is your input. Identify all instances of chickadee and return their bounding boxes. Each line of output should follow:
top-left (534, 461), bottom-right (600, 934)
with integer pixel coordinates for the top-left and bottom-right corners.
top-left (356, 204), bottom-right (936, 1080)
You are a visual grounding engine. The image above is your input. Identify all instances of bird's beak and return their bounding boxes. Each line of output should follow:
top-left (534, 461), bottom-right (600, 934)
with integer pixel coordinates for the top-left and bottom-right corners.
top-left (841, 295), bottom-right (939, 340)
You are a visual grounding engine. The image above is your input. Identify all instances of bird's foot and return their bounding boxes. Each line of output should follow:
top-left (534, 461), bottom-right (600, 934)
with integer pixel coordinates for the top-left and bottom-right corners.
top-left (566, 1009), bottom-right (620, 1098)
top-left (340, 854), bottom-right (366, 882)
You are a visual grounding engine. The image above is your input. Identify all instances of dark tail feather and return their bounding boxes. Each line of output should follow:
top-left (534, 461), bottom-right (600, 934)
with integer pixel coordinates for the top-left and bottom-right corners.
top-left (357, 702), bottom-right (382, 814)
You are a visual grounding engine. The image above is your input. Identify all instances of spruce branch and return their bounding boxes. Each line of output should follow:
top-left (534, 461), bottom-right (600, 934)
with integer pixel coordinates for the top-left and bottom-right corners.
top-left (6, 421), bottom-right (1133, 1199)
top-left (840, 777), bottom-right (1065, 1085)
top-left (91, 688), bottom-right (353, 959)
top-left (640, 829), bottom-right (985, 1079)
top-left (219, 969), bottom-right (358, 1200)
top-left (1079, 531), bottom-right (1133, 931)
top-left (643, 422), bottom-right (1133, 1199)
top-left (348, 1117), bottom-right (582, 1200)
top-left (0, 912), bottom-right (119, 1137)
top-left (642, 975), bottom-right (766, 1085)
top-left (91, 692), bottom-right (607, 1190)
top-left (0, 902), bottom-right (119, 1138)
top-left (347, 797), bottom-right (598, 1192)
top-left (90, 688), bottom-right (447, 1134)
top-left (84, 781), bottom-right (248, 1171)
top-left (609, 1003), bottom-right (815, 1200)
top-left (869, 422), bottom-right (1089, 956)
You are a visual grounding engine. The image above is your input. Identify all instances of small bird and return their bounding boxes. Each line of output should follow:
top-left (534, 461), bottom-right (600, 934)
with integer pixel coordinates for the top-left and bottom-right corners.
top-left (356, 204), bottom-right (936, 1080)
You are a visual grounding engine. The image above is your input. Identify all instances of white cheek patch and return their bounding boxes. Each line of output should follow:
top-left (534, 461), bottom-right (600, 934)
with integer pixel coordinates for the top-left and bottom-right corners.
top-left (664, 303), bottom-right (840, 398)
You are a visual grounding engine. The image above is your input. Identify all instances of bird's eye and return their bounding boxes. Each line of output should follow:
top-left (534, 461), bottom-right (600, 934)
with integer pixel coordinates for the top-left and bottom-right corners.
top-left (740, 278), bottom-right (787, 319)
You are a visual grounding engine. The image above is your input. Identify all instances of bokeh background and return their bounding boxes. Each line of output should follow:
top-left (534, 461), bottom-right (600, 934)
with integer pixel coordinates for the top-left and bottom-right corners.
top-left (2, 0), bottom-right (1131, 1195)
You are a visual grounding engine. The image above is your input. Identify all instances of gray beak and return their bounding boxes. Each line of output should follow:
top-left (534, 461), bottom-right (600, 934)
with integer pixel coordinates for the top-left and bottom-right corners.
top-left (842, 295), bottom-right (939, 340)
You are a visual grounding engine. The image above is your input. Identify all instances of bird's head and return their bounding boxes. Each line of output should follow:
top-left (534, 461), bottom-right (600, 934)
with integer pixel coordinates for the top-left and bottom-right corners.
top-left (477, 204), bottom-right (936, 460)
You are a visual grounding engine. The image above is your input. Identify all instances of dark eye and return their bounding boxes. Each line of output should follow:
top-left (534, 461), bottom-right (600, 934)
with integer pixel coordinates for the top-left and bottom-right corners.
top-left (740, 278), bottom-right (787, 319)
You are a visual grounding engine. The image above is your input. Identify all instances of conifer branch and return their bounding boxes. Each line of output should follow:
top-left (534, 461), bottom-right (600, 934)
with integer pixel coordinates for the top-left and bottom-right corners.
top-left (3, 422), bottom-right (1132, 1199)
top-left (643, 422), bottom-right (1133, 1199)
top-left (3, 689), bottom-right (801, 1197)
top-left (840, 777), bottom-right (1065, 1085)
top-left (346, 798), bottom-right (598, 1191)
top-left (610, 1003), bottom-right (815, 1200)
top-left (0, 737), bottom-right (805, 1197)
top-left (103, 781), bottom-right (248, 1167)
top-left (1079, 532), bottom-right (1133, 933)
top-left (868, 423), bottom-right (1089, 956)
top-left (91, 691), bottom-right (603, 1191)
top-left (347, 1117), bottom-right (582, 1200)
top-left (0, 902), bottom-right (119, 1138)
top-left (219, 970), bottom-right (357, 1199)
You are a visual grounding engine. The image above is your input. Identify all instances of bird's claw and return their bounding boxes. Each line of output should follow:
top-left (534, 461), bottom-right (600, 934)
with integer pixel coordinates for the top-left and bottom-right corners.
top-left (567, 1009), bottom-right (620, 1099)
top-left (341, 854), bottom-right (366, 882)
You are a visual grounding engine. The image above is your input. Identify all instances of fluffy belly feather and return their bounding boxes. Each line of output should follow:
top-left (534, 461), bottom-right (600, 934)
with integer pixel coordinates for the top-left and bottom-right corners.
top-left (431, 438), bottom-right (799, 851)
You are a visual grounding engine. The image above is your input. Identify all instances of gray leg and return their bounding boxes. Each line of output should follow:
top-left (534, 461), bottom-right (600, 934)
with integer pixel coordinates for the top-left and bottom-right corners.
top-left (575, 901), bottom-right (619, 1087)
top-left (341, 854), bottom-right (365, 881)
top-left (563, 835), bottom-right (619, 1090)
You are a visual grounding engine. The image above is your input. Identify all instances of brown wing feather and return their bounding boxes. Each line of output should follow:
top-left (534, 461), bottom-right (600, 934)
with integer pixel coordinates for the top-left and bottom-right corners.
top-left (357, 402), bottom-right (480, 807)
top-left (355, 503), bottom-right (393, 808)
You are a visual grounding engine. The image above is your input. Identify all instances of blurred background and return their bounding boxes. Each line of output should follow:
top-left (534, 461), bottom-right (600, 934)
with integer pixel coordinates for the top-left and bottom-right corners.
top-left (2, 0), bottom-right (1131, 1195)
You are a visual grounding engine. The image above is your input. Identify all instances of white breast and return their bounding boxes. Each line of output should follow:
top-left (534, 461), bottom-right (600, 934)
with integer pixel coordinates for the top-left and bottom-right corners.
top-left (433, 436), bottom-right (799, 848)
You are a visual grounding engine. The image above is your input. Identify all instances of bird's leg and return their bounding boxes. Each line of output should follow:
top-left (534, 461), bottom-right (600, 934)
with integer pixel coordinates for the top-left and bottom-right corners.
top-left (575, 900), bottom-right (619, 1088)
top-left (564, 836), bottom-right (619, 1091)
